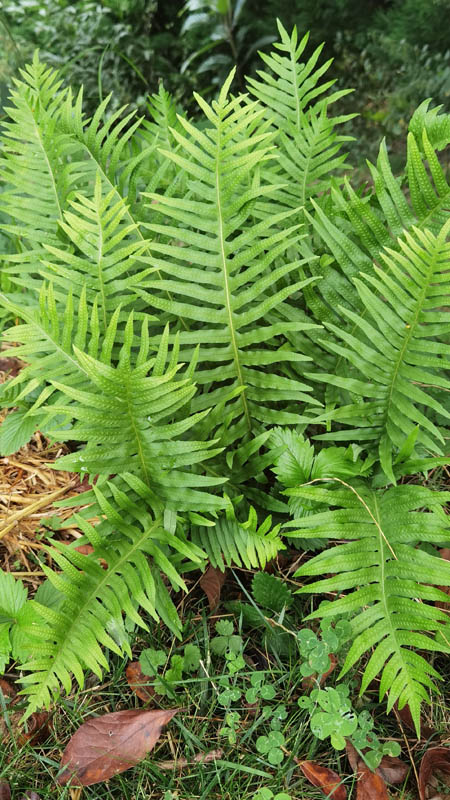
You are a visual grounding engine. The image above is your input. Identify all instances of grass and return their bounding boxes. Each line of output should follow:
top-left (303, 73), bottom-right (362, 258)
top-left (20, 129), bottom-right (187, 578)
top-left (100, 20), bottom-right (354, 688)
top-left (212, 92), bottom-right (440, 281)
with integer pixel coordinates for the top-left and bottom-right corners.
top-left (1, 562), bottom-right (449, 798)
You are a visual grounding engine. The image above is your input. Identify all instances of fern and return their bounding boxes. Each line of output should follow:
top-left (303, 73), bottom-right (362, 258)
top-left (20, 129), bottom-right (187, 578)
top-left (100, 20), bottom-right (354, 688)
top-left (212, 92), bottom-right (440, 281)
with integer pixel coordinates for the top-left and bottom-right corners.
top-left (138, 69), bottom-right (320, 441)
top-left (47, 315), bottom-right (226, 511)
top-left (1, 30), bottom-right (450, 727)
top-left (192, 504), bottom-right (284, 571)
top-left (16, 484), bottom-right (206, 717)
top-left (305, 102), bottom-right (450, 325)
top-left (247, 20), bottom-right (354, 215)
top-left (286, 480), bottom-right (450, 733)
top-left (0, 54), bottom-right (73, 278)
top-left (308, 220), bottom-right (450, 481)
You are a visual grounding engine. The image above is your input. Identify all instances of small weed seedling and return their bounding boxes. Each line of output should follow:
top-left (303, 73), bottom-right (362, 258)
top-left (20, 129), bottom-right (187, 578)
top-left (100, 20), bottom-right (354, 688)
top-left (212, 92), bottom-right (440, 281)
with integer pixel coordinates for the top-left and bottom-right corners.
top-left (139, 643), bottom-right (201, 698)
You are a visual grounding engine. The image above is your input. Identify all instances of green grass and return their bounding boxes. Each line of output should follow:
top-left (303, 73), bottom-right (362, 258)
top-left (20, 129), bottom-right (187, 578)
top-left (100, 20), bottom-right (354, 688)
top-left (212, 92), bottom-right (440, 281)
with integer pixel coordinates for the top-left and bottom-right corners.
top-left (1, 565), bottom-right (448, 798)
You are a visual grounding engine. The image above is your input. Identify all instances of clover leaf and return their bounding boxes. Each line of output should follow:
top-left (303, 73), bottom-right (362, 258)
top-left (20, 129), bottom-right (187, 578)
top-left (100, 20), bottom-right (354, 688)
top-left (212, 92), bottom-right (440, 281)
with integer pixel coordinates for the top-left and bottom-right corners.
top-left (256, 730), bottom-right (285, 765)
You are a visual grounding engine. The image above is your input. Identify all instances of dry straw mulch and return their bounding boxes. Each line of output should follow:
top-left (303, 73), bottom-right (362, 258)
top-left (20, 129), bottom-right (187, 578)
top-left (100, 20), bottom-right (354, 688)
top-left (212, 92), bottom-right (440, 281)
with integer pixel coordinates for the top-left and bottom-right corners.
top-left (0, 350), bottom-right (86, 587)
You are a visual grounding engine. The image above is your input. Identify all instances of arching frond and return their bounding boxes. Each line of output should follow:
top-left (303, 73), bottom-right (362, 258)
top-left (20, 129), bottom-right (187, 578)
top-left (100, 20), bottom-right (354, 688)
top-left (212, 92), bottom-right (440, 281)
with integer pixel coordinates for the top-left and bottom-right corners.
top-left (0, 54), bottom-right (74, 281)
top-left (306, 105), bottom-right (450, 322)
top-left (247, 19), bottom-right (354, 214)
top-left (192, 505), bottom-right (284, 570)
top-left (17, 484), bottom-right (206, 717)
top-left (307, 221), bottom-right (450, 481)
top-left (48, 315), bottom-right (227, 512)
top-left (287, 481), bottom-right (450, 734)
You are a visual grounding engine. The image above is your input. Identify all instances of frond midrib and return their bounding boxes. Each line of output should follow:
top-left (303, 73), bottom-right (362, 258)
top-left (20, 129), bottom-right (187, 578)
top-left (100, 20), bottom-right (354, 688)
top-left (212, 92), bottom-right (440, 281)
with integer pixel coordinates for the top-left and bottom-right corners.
top-left (215, 119), bottom-right (251, 431)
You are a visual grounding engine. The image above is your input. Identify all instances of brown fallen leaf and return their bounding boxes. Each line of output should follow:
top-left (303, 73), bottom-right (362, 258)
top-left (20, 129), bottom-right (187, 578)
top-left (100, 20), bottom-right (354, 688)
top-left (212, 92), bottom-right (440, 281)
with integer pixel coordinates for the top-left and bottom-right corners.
top-left (301, 653), bottom-right (337, 690)
top-left (356, 765), bottom-right (389, 800)
top-left (200, 565), bottom-right (226, 611)
top-left (0, 709), bottom-right (52, 747)
top-left (419, 746), bottom-right (450, 800)
top-left (296, 758), bottom-right (347, 800)
top-left (58, 707), bottom-right (178, 786)
top-left (126, 661), bottom-right (156, 703)
top-left (0, 782), bottom-right (11, 800)
top-left (376, 754), bottom-right (408, 785)
top-left (346, 740), bottom-right (407, 787)
top-left (16, 712), bottom-right (53, 747)
top-left (158, 748), bottom-right (223, 769)
top-left (0, 679), bottom-right (16, 702)
top-left (393, 701), bottom-right (434, 740)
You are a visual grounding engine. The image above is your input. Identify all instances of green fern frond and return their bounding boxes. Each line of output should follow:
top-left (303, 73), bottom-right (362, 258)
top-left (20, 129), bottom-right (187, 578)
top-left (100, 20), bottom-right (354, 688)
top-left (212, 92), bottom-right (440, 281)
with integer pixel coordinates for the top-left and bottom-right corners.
top-left (306, 106), bottom-right (450, 323)
top-left (47, 315), bottom-right (227, 511)
top-left (0, 53), bottom-right (74, 279)
top-left (137, 71), bottom-right (320, 440)
top-left (287, 480), bottom-right (450, 734)
top-left (247, 19), bottom-right (354, 213)
top-left (308, 220), bottom-right (450, 481)
top-left (192, 503), bottom-right (284, 570)
top-left (0, 283), bottom-right (99, 452)
top-left (17, 484), bottom-right (205, 717)
top-left (40, 174), bottom-right (155, 330)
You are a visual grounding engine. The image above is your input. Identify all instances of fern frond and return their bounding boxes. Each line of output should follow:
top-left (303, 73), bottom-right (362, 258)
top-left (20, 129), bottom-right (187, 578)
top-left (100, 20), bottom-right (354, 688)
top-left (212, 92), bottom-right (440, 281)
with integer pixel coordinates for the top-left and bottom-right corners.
top-left (306, 107), bottom-right (450, 322)
top-left (192, 504), bottom-right (284, 570)
top-left (287, 481), bottom-right (450, 733)
top-left (137, 71), bottom-right (320, 441)
top-left (0, 284), bottom-right (98, 451)
top-left (47, 315), bottom-right (227, 512)
top-left (308, 220), bottom-right (450, 481)
top-left (17, 484), bottom-right (205, 716)
top-left (0, 54), bottom-right (74, 279)
top-left (247, 20), bottom-right (354, 213)
top-left (39, 174), bottom-right (155, 330)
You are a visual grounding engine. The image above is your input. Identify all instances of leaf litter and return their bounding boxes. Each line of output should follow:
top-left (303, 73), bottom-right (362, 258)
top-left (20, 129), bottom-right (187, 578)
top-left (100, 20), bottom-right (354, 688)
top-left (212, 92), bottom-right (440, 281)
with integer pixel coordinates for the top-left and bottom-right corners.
top-left (58, 707), bottom-right (179, 786)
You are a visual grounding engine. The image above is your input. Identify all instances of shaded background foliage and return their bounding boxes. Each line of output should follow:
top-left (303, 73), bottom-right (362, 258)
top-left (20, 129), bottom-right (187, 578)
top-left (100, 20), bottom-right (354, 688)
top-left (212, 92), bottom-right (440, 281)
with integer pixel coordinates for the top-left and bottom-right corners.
top-left (0, 0), bottom-right (450, 164)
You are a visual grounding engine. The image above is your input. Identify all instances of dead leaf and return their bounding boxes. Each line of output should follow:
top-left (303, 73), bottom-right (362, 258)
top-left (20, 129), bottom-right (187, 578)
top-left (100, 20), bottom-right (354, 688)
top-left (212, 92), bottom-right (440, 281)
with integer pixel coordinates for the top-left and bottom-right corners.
top-left (16, 712), bottom-right (52, 747)
top-left (346, 740), bottom-right (407, 786)
top-left (0, 709), bottom-right (52, 746)
top-left (302, 653), bottom-right (337, 689)
top-left (200, 565), bottom-right (226, 611)
top-left (356, 765), bottom-right (389, 800)
top-left (296, 758), bottom-right (347, 799)
top-left (158, 748), bottom-right (223, 769)
top-left (394, 701), bottom-right (434, 740)
top-left (0, 782), bottom-right (10, 800)
top-left (346, 741), bottom-right (391, 798)
top-left (419, 746), bottom-right (450, 800)
top-left (58, 707), bottom-right (178, 786)
top-left (0, 679), bottom-right (16, 702)
top-left (126, 661), bottom-right (156, 703)
top-left (376, 754), bottom-right (408, 785)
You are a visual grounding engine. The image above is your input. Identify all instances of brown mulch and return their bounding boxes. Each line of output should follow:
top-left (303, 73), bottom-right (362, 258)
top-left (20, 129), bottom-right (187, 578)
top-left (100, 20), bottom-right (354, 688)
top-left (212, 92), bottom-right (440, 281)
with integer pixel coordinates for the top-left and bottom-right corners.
top-left (0, 350), bottom-right (87, 588)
